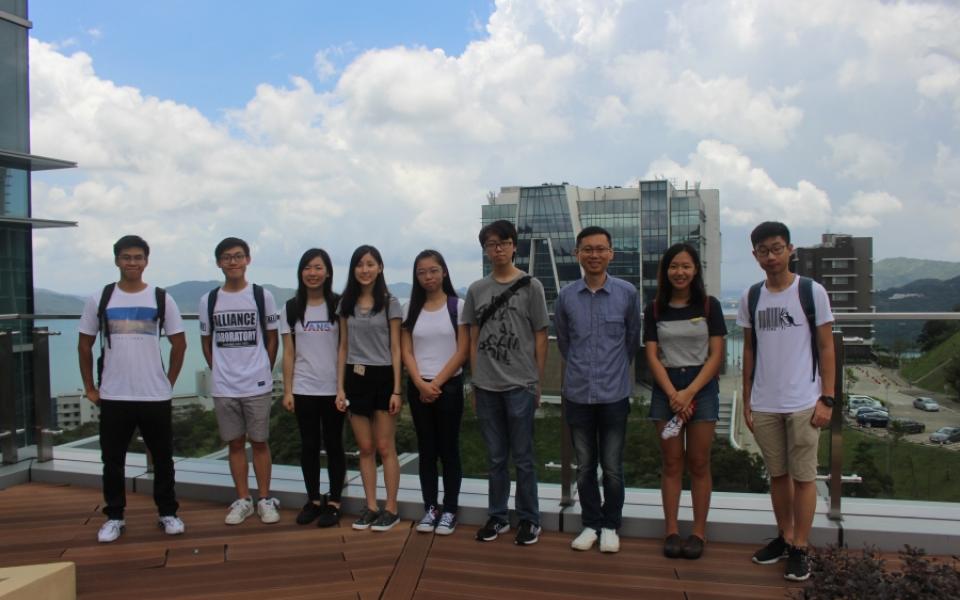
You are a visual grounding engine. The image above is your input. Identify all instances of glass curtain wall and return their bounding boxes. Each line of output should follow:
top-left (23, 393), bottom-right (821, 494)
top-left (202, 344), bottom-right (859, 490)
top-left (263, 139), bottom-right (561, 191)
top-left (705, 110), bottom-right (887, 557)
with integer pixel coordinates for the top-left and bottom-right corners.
top-left (578, 197), bottom-right (641, 290)
top-left (640, 181), bottom-right (669, 303)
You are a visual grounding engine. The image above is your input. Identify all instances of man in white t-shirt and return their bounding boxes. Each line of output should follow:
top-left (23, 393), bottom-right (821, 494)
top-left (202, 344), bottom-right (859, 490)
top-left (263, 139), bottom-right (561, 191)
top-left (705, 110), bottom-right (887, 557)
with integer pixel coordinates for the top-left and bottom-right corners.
top-left (199, 237), bottom-right (281, 525)
top-left (736, 222), bottom-right (835, 582)
top-left (78, 235), bottom-right (187, 543)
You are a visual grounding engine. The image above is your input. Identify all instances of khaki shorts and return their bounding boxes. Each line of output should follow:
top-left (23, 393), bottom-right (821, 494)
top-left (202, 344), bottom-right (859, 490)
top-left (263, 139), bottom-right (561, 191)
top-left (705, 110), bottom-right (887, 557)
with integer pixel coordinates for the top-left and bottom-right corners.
top-left (752, 406), bottom-right (820, 482)
top-left (213, 393), bottom-right (273, 443)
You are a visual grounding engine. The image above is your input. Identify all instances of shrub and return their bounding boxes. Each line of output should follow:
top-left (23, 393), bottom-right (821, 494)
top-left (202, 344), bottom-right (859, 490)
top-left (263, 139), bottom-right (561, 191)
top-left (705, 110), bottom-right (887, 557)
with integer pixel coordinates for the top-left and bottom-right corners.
top-left (794, 545), bottom-right (960, 599)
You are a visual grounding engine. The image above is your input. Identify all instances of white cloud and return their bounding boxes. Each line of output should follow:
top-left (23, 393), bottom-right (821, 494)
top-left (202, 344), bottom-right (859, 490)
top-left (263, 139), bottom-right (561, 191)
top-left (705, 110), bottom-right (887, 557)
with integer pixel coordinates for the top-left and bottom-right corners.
top-left (836, 191), bottom-right (904, 229)
top-left (644, 139), bottom-right (832, 227)
top-left (825, 133), bottom-right (902, 181)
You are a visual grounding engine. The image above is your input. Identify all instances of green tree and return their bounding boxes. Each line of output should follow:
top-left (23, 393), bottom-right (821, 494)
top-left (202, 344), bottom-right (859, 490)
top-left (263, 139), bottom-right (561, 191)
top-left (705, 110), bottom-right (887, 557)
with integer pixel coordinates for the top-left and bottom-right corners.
top-left (943, 353), bottom-right (960, 402)
top-left (847, 441), bottom-right (893, 498)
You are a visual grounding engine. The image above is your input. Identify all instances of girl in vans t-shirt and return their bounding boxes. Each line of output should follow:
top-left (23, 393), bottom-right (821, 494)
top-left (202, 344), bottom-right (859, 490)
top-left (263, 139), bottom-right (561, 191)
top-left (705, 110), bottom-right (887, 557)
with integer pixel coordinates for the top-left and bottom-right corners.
top-left (280, 248), bottom-right (345, 528)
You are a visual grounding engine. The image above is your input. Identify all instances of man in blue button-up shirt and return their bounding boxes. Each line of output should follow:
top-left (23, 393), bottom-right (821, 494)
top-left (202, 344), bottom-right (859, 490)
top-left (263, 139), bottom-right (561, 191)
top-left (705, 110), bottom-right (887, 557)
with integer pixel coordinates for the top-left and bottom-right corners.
top-left (554, 225), bottom-right (641, 554)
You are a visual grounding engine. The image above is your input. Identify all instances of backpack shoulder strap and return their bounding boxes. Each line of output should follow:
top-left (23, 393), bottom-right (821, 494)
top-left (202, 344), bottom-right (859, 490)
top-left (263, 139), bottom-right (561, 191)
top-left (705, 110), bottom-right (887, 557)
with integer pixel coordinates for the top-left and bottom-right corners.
top-left (797, 276), bottom-right (819, 381)
top-left (154, 287), bottom-right (166, 334)
top-left (477, 275), bottom-right (532, 330)
top-left (447, 295), bottom-right (459, 339)
top-left (206, 287), bottom-right (219, 334)
top-left (98, 283), bottom-right (116, 347)
top-left (747, 281), bottom-right (764, 381)
top-left (253, 284), bottom-right (267, 343)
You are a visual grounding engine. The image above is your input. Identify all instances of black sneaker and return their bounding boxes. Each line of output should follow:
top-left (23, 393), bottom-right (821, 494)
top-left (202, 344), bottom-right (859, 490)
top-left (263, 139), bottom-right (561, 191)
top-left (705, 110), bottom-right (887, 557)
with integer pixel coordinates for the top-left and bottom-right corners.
top-left (784, 545), bottom-right (811, 581)
top-left (296, 500), bottom-right (324, 525)
top-left (475, 517), bottom-right (510, 542)
top-left (514, 519), bottom-right (541, 545)
top-left (752, 534), bottom-right (789, 564)
top-left (370, 510), bottom-right (400, 532)
top-left (352, 508), bottom-right (380, 531)
top-left (316, 504), bottom-right (341, 528)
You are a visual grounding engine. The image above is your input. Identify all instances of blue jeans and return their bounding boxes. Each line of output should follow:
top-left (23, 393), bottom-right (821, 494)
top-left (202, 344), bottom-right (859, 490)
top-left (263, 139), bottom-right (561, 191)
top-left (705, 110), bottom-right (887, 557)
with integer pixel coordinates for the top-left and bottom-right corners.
top-left (565, 398), bottom-right (630, 531)
top-left (474, 386), bottom-right (540, 525)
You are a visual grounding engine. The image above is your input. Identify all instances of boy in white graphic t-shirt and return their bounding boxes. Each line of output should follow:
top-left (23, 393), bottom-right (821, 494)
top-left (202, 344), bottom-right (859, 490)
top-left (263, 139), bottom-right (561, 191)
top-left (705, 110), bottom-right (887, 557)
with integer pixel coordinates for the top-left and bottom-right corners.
top-left (200, 237), bottom-right (280, 525)
top-left (78, 235), bottom-right (187, 543)
top-left (736, 222), bottom-right (835, 583)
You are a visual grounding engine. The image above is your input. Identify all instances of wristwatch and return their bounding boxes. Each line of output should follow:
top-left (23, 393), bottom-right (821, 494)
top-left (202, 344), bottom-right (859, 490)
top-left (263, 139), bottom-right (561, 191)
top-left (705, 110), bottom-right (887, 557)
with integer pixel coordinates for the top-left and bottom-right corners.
top-left (818, 395), bottom-right (835, 408)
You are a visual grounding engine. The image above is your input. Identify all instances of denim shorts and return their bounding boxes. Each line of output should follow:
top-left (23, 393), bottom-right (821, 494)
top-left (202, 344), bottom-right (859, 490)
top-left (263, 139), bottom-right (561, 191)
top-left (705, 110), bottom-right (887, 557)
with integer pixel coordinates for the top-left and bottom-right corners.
top-left (648, 365), bottom-right (720, 423)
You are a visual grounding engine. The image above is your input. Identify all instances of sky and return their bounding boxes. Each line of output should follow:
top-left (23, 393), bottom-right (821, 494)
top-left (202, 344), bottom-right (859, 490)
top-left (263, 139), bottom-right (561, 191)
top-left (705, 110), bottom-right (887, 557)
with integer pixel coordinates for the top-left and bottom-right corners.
top-left (26, 0), bottom-right (960, 298)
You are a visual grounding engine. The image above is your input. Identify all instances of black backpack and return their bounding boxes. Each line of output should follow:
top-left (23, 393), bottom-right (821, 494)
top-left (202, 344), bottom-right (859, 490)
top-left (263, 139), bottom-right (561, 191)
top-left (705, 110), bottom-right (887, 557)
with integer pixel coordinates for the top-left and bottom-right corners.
top-left (206, 284), bottom-right (268, 355)
top-left (746, 276), bottom-right (818, 382)
top-left (96, 283), bottom-right (167, 385)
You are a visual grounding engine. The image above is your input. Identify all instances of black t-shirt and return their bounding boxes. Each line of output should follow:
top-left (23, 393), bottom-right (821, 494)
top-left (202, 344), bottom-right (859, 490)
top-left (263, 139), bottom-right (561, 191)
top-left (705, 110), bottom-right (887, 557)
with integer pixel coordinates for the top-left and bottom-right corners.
top-left (643, 296), bottom-right (726, 368)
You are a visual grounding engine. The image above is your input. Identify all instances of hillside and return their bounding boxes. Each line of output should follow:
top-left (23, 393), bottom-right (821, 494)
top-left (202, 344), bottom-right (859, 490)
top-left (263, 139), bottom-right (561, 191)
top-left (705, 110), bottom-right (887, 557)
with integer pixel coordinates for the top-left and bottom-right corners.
top-left (901, 329), bottom-right (960, 393)
top-left (875, 257), bottom-right (960, 290)
top-left (874, 275), bottom-right (960, 348)
top-left (34, 289), bottom-right (86, 314)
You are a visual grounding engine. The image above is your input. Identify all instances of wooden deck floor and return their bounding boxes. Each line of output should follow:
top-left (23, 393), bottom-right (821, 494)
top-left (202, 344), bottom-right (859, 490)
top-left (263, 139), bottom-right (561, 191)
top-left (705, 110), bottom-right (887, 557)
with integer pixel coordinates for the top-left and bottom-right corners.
top-left (0, 483), bottom-right (806, 599)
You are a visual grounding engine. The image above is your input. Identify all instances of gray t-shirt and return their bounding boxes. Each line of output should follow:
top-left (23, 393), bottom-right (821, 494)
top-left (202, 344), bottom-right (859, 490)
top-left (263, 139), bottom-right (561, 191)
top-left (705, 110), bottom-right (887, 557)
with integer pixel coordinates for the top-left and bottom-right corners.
top-left (462, 273), bottom-right (550, 391)
top-left (338, 295), bottom-right (402, 366)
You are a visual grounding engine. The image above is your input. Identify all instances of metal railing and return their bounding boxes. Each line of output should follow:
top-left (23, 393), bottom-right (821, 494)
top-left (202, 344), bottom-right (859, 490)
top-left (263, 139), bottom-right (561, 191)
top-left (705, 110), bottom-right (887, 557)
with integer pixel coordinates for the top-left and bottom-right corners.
top-left (3, 310), bottom-right (959, 518)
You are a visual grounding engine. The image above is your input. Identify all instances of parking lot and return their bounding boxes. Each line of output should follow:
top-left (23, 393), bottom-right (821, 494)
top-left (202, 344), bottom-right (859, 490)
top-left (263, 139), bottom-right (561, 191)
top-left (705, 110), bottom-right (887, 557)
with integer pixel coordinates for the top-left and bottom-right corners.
top-left (846, 364), bottom-right (960, 447)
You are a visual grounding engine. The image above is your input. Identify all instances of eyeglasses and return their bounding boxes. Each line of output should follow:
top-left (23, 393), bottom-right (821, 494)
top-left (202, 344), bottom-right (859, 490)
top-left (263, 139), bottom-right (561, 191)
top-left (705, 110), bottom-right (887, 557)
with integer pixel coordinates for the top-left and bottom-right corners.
top-left (416, 267), bottom-right (443, 277)
top-left (219, 252), bottom-right (247, 263)
top-left (754, 244), bottom-right (787, 258)
top-left (118, 254), bottom-right (146, 263)
top-left (483, 240), bottom-right (514, 251)
top-left (576, 246), bottom-right (611, 255)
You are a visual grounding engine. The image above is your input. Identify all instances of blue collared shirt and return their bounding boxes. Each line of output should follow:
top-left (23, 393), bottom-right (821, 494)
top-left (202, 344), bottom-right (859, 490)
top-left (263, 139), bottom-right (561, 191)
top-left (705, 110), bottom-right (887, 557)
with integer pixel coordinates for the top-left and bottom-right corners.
top-left (554, 275), bottom-right (641, 404)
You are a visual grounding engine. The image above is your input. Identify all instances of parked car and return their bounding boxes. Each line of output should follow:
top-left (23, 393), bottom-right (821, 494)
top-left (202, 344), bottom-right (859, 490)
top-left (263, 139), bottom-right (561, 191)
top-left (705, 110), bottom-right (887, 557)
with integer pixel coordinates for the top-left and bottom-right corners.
top-left (853, 405), bottom-right (889, 419)
top-left (848, 396), bottom-right (884, 417)
top-left (929, 427), bottom-right (960, 444)
top-left (913, 397), bottom-right (940, 412)
top-left (888, 418), bottom-right (925, 434)
top-left (857, 410), bottom-right (890, 428)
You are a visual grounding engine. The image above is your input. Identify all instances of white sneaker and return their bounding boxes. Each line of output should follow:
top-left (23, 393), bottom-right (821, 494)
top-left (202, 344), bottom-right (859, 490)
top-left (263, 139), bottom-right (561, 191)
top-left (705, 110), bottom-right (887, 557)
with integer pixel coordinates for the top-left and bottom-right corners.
top-left (257, 497), bottom-right (281, 524)
top-left (225, 497), bottom-right (254, 525)
top-left (416, 506), bottom-right (439, 533)
top-left (97, 519), bottom-right (125, 543)
top-left (600, 528), bottom-right (620, 553)
top-left (158, 515), bottom-right (185, 535)
top-left (571, 527), bottom-right (598, 551)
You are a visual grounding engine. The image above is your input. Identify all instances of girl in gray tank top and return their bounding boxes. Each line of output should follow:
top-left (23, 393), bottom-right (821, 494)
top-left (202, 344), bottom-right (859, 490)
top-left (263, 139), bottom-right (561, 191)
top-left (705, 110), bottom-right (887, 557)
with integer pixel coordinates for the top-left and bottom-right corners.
top-left (643, 242), bottom-right (727, 560)
top-left (335, 245), bottom-right (403, 532)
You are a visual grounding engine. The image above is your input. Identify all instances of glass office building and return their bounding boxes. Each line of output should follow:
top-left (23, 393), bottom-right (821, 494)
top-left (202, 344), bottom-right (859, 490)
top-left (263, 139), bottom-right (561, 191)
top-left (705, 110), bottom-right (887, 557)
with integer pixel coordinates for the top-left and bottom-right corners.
top-left (482, 181), bottom-right (720, 311)
top-left (0, 1), bottom-right (75, 446)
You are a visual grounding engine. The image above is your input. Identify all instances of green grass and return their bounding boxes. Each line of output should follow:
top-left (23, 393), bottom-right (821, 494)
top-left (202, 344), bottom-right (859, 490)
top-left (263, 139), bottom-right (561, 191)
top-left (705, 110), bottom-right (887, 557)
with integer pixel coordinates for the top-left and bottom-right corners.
top-left (818, 426), bottom-right (960, 502)
top-left (901, 329), bottom-right (960, 393)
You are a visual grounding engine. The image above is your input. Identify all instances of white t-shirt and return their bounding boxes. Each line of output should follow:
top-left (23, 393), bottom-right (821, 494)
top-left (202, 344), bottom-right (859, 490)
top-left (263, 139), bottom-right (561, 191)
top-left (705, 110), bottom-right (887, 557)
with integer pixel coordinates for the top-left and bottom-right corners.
top-left (402, 299), bottom-right (465, 379)
top-left (78, 285), bottom-right (184, 401)
top-left (736, 276), bottom-right (834, 413)
top-left (199, 285), bottom-right (280, 398)
top-left (279, 301), bottom-right (339, 396)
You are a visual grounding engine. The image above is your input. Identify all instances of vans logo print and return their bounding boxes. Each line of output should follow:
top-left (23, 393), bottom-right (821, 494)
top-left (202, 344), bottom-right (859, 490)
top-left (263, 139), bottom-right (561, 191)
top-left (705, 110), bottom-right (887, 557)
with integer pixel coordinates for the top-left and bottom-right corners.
top-left (757, 307), bottom-right (804, 332)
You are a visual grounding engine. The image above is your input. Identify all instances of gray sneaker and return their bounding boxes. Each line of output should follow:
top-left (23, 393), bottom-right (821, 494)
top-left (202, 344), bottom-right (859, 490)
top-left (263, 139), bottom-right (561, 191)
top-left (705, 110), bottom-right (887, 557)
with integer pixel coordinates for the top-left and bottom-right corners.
top-left (416, 506), bottom-right (439, 533)
top-left (435, 512), bottom-right (457, 536)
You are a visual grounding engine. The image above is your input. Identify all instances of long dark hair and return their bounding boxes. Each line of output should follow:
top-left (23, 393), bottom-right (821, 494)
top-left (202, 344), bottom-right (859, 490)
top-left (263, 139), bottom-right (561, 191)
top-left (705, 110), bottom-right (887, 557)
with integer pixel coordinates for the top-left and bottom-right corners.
top-left (403, 249), bottom-right (457, 330)
top-left (339, 245), bottom-right (390, 317)
top-left (291, 248), bottom-right (339, 325)
top-left (655, 242), bottom-right (706, 311)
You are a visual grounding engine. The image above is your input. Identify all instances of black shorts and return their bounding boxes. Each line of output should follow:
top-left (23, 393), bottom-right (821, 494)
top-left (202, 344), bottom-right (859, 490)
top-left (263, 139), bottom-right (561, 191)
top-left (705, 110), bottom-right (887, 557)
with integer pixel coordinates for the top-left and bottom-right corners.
top-left (344, 364), bottom-right (393, 417)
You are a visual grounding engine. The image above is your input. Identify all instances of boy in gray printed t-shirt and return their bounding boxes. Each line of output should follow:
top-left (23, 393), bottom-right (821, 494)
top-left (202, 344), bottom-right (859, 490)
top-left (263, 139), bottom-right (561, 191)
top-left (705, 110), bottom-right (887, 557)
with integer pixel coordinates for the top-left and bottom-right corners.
top-left (461, 219), bottom-right (550, 547)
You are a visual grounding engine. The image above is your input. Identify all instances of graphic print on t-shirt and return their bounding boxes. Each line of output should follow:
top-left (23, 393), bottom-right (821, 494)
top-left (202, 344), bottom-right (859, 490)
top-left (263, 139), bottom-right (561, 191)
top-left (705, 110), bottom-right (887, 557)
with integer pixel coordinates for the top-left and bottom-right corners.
top-left (303, 320), bottom-right (334, 332)
top-left (213, 310), bottom-right (258, 347)
top-left (477, 299), bottom-right (520, 365)
top-left (106, 306), bottom-right (158, 336)
top-left (756, 306), bottom-right (804, 332)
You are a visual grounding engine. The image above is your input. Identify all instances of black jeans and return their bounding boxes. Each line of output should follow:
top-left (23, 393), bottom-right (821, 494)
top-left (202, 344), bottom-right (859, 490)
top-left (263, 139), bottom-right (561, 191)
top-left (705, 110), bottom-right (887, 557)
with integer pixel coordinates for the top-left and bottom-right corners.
top-left (99, 399), bottom-right (178, 519)
top-left (407, 375), bottom-right (464, 513)
top-left (294, 394), bottom-right (346, 502)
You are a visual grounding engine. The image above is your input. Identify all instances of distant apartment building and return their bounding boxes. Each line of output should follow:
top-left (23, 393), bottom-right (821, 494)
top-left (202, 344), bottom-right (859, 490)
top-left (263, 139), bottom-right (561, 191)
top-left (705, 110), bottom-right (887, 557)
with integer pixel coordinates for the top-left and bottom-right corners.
top-left (1, 2), bottom-right (76, 445)
top-left (793, 233), bottom-right (874, 354)
top-left (482, 181), bottom-right (721, 311)
top-left (56, 394), bottom-right (100, 430)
